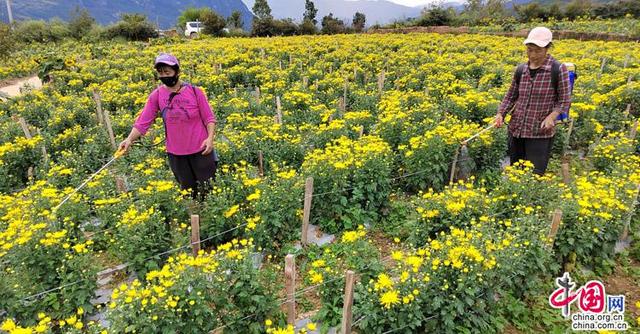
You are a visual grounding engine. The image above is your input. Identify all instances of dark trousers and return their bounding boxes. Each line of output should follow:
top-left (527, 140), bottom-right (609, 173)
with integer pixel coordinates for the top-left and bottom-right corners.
top-left (508, 134), bottom-right (554, 175)
top-left (167, 150), bottom-right (217, 200)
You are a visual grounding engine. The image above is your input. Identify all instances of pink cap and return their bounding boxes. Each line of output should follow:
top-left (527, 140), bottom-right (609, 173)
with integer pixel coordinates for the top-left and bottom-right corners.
top-left (523, 27), bottom-right (553, 47)
top-left (154, 53), bottom-right (179, 68)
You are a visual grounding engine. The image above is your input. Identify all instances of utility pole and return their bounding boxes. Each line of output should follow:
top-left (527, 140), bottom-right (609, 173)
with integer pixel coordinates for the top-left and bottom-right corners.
top-left (5, 0), bottom-right (13, 27)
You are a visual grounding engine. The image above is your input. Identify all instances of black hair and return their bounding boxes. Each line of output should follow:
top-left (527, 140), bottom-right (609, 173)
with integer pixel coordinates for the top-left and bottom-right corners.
top-left (155, 63), bottom-right (180, 72)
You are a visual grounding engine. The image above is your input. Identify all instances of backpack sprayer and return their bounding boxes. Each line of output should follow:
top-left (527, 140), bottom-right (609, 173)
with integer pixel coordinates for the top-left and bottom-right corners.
top-left (449, 122), bottom-right (496, 184)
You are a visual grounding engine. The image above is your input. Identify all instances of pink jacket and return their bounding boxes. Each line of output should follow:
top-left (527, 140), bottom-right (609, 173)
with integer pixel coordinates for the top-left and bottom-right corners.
top-left (134, 84), bottom-right (216, 155)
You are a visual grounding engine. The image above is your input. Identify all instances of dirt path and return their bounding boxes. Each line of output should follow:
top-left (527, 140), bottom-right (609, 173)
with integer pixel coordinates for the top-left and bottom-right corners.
top-left (0, 75), bottom-right (42, 98)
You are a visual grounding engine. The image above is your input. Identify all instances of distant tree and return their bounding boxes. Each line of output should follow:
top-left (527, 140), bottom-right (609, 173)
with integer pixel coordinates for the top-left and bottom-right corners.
top-left (299, 19), bottom-right (317, 34)
top-left (68, 6), bottom-right (96, 39)
top-left (462, 0), bottom-right (485, 24)
top-left (514, 2), bottom-right (545, 22)
top-left (273, 18), bottom-right (298, 36)
top-left (304, 0), bottom-right (318, 25)
top-left (227, 10), bottom-right (244, 29)
top-left (564, 0), bottom-right (593, 20)
top-left (0, 23), bottom-right (15, 57)
top-left (352, 12), bottom-right (366, 32)
top-left (105, 13), bottom-right (158, 41)
top-left (253, 0), bottom-right (273, 20)
top-left (321, 13), bottom-right (346, 34)
top-left (417, 5), bottom-right (454, 26)
top-left (252, 0), bottom-right (274, 36)
top-left (252, 18), bottom-right (275, 36)
top-left (178, 7), bottom-right (210, 29)
top-left (484, 0), bottom-right (507, 21)
top-left (201, 9), bottom-right (226, 35)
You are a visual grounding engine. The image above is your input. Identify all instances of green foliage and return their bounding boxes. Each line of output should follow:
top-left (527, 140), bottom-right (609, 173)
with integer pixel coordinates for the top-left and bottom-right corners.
top-left (353, 12), bottom-right (366, 32)
top-left (14, 19), bottom-right (70, 44)
top-left (68, 7), bottom-right (96, 40)
top-left (417, 6), bottom-right (455, 26)
top-left (0, 23), bottom-right (14, 58)
top-left (104, 13), bottom-right (158, 41)
top-left (304, 0), bottom-right (319, 25)
top-left (227, 10), bottom-right (244, 29)
top-left (201, 10), bottom-right (227, 36)
top-left (321, 13), bottom-right (347, 35)
top-left (253, 0), bottom-right (273, 20)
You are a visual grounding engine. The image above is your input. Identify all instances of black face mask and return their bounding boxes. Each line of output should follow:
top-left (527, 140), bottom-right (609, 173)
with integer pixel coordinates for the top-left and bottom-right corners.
top-left (159, 74), bottom-right (179, 87)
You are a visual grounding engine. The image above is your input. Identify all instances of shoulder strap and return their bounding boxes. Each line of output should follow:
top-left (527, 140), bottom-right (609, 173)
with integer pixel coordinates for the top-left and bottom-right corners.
top-left (551, 60), bottom-right (561, 96)
top-left (190, 84), bottom-right (201, 110)
top-left (515, 64), bottom-right (525, 86)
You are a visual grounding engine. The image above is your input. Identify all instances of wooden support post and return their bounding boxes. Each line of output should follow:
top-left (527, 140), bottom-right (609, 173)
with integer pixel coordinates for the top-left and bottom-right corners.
top-left (254, 86), bottom-right (261, 104)
top-left (548, 209), bottom-right (563, 248)
top-left (102, 108), bottom-right (117, 150)
top-left (623, 54), bottom-right (630, 69)
top-left (561, 161), bottom-right (571, 184)
top-left (115, 176), bottom-right (126, 193)
top-left (619, 184), bottom-right (640, 242)
top-left (289, 54), bottom-right (292, 66)
top-left (629, 119), bottom-right (638, 139)
top-left (27, 166), bottom-right (34, 180)
top-left (377, 70), bottom-right (385, 95)
top-left (36, 129), bottom-right (48, 167)
top-left (340, 270), bottom-right (356, 334)
top-left (301, 177), bottom-right (314, 245)
top-left (339, 96), bottom-right (346, 113)
top-left (599, 57), bottom-right (607, 76)
top-left (191, 214), bottom-right (201, 256)
top-left (343, 78), bottom-right (348, 111)
top-left (276, 96), bottom-right (282, 124)
top-left (93, 90), bottom-right (104, 125)
top-left (302, 76), bottom-right (308, 88)
top-left (624, 104), bottom-right (632, 118)
top-left (313, 79), bottom-right (318, 91)
top-left (285, 254), bottom-right (296, 326)
top-left (233, 87), bottom-right (238, 97)
top-left (449, 146), bottom-right (461, 185)
top-left (17, 117), bottom-right (32, 139)
top-left (353, 67), bottom-right (357, 81)
top-left (278, 60), bottom-right (282, 70)
top-left (260, 48), bottom-right (265, 59)
top-left (358, 125), bottom-right (364, 138)
top-left (258, 151), bottom-right (264, 177)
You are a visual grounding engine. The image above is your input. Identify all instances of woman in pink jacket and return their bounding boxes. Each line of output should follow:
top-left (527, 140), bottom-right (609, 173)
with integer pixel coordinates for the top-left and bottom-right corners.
top-left (118, 53), bottom-right (218, 200)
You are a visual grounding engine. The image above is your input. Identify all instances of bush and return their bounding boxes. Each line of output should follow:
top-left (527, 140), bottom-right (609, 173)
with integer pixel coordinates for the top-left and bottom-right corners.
top-left (301, 135), bottom-right (394, 233)
top-left (104, 13), bottom-right (158, 41)
top-left (201, 10), bottom-right (226, 36)
top-left (321, 13), bottom-right (347, 34)
top-left (416, 6), bottom-right (454, 26)
top-left (14, 19), bottom-right (70, 43)
top-left (68, 7), bottom-right (96, 39)
top-left (107, 242), bottom-right (284, 333)
top-left (299, 19), bottom-right (317, 35)
top-left (0, 23), bottom-right (14, 58)
top-left (252, 18), bottom-right (275, 37)
top-left (273, 18), bottom-right (298, 36)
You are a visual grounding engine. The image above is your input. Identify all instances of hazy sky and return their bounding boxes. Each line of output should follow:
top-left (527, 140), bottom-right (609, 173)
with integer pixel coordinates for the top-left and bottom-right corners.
top-left (242, 0), bottom-right (438, 9)
top-left (385, 0), bottom-right (435, 6)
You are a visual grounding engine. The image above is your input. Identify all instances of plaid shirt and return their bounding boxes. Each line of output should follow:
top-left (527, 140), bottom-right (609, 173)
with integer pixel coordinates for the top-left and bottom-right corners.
top-left (498, 54), bottom-right (571, 138)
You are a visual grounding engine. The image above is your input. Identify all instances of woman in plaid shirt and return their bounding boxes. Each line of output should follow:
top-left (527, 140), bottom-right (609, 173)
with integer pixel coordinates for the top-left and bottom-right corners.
top-left (495, 27), bottom-right (572, 175)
